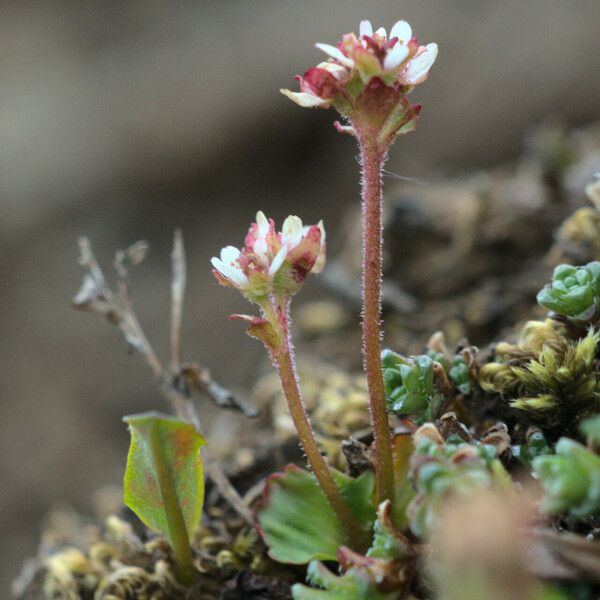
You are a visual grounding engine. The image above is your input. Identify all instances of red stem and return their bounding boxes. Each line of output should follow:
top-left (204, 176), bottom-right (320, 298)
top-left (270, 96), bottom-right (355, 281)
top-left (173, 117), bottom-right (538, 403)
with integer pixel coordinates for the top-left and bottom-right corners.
top-left (275, 308), bottom-right (369, 550)
top-left (358, 132), bottom-right (395, 505)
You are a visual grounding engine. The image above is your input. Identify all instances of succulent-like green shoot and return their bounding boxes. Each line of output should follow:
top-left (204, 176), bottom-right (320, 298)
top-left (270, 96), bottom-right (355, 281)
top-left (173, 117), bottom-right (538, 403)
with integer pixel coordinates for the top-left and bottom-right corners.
top-left (407, 430), bottom-right (510, 537)
top-left (515, 429), bottom-right (551, 463)
top-left (537, 262), bottom-right (600, 321)
top-left (292, 560), bottom-right (396, 600)
top-left (382, 349), bottom-right (443, 422)
top-left (123, 412), bottom-right (205, 585)
top-left (449, 355), bottom-right (472, 395)
top-left (580, 414), bottom-right (600, 451)
top-left (293, 500), bottom-right (413, 599)
top-left (533, 437), bottom-right (600, 518)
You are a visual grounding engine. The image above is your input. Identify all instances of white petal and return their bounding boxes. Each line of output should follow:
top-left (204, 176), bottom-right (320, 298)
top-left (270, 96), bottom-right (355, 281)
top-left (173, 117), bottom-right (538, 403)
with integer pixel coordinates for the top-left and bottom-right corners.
top-left (211, 258), bottom-right (249, 287)
top-left (375, 27), bottom-right (387, 37)
top-left (269, 247), bottom-right (288, 277)
top-left (359, 20), bottom-right (373, 38)
top-left (312, 220), bottom-right (327, 273)
top-left (280, 88), bottom-right (329, 108)
top-left (317, 220), bottom-right (326, 244)
top-left (253, 237), bottom-right (268, 262)
top-left (383, 42), bottom-right (410, 71)
top-left (404, 43), bottom-right (438, 84)
top-left (315, 43), bottom-right (354, 69)
top-left (220, 245), bottom-right (241, 263)
top-left (316, 61), bottom-right (346, 79)
top-left (282, 215), bottom-right (303, 250)
top-left (390, 20), bottom-right (412, 42)
top-left (256, 211), bottom-right (269, 237)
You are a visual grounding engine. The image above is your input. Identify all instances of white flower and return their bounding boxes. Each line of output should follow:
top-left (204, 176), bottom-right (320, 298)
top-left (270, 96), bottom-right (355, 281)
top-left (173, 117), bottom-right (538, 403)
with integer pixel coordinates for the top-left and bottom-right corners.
top-left (314, 43), bottom-right (355, 69)
top-left (280, 89), bottom-right (329, 108)
top-left (281, 215), bottom-right (303, 251)
top-left (211, 246), bottom-right (249, 288)
top-left (269, 246), bottom-right (288, 277)
top-left (403, 43), bottom-right (438, 84)
top-left (253, 211), bottom-right (271, 262)
top-left (389, 20), bottom-right (412, 43)
top-left (312, 220), bottom-right (327, 273)
top-left (383, 41), bottom-right (410, 71)
top-left (359, 20), bottom-right (373, 38)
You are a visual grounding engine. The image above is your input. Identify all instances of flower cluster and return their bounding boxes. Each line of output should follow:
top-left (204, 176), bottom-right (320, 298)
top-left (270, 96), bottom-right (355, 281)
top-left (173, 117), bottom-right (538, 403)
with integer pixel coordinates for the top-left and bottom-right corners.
top-left (281, 19), bottom-right (437, 142)
top-left (533, 437), bottom-right (600, 519)
top-left (211, 211), bottom-right (325, 306)
top-left (537, 262), bottom-right (600, 321)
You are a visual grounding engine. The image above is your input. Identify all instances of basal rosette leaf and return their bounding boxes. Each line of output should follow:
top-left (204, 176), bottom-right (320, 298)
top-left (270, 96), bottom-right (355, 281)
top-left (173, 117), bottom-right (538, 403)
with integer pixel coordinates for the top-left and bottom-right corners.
top-left (256, 464), bottom-right (375, 564)
top-left (123, 412), bottom-right (206, 543)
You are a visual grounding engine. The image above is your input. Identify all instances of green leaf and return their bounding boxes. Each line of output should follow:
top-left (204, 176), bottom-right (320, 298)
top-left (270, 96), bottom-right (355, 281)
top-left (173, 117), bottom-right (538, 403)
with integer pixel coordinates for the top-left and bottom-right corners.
top-left (256, 464), bottom-right (375, 564)
top-left (123, 411), bottom-right (206, 548)
top-left (292, 561), bottom-right (396, 600)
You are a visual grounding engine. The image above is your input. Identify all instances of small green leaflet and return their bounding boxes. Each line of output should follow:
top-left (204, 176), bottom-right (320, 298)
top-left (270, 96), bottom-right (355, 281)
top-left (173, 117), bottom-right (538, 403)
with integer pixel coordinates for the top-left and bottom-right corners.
top-left (123, 412), bottom-right (206, 544)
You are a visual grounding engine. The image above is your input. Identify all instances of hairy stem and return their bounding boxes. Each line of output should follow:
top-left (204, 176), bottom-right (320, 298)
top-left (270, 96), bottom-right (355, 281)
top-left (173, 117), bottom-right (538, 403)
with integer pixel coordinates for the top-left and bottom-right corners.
top-left (275, 309), bottom-right (369, 550)
top-left (359, 133), bottom-right (395, 505)
top-left (148, 420), bottom-right (194, 585)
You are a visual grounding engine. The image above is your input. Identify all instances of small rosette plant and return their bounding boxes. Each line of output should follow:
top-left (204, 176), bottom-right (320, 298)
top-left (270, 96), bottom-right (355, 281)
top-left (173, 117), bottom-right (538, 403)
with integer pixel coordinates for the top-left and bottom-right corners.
top-left (381, 350), bottom-right (444, 422)
top-left (537, 262), bottom-right (600, 321)
top-left (406, 425), bottom-right (511, 538)
top-left (533, 437), bottom-right (600, 519)
top-left (281, 19), bottom-right (437, 145)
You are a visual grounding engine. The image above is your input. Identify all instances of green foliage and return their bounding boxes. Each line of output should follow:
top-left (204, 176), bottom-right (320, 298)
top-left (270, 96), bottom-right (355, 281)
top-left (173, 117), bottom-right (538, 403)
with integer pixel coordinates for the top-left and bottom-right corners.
top-left (533, 437), bottom-right (600, 518)
top-left (515, 429), bottom-right (551, 463)
top-left (381, 349), bottom-right (443, 422)
top-left (123, 412), bottom-right (205, 584)
top-left (291, 561), bottom-right (395, 600)
top-left (292, 501), bottom-right (412, 599)
top-left (537, 262), bottom-right (600, 321)
top-left (256, 465), bottom-right (375, 564)
top-left (449, 355), bottom-right (472, 395)
top-left (580, 414), bottom-right (600, 448)
top-left (407, 432), bottom-right (509, 537)
top-left (480, 328), bottom-right (600, 432)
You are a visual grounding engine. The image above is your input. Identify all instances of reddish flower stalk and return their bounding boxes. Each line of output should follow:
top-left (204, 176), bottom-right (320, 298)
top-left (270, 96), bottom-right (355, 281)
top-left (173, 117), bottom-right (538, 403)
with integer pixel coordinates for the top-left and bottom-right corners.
top-left (273, 305), bottom-right (370, 548)
top-left (212, 212), bottom-right (368, 548)
top-left (358, 133), bottom-right (395, 504)
top-left (281, 18), bottom-right (438, 506)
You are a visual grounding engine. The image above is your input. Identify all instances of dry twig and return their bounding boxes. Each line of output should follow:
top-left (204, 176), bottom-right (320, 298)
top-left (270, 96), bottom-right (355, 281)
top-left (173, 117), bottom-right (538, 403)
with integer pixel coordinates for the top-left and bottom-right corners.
top-left (73, 234), bottom-right (255, 524)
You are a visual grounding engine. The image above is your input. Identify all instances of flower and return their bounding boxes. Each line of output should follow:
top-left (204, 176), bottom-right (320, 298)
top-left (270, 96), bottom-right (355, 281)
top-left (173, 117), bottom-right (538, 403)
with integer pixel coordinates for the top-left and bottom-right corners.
top-left (211, 211), bottom-right (326, 304)
top-left (280, 19), bottom-right (437, 141)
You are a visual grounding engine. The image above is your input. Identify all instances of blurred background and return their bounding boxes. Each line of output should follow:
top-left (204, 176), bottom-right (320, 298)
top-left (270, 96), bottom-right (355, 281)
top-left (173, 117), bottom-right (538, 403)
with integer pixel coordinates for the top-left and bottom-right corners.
top-left (2, 0), bottom-right (600, 594)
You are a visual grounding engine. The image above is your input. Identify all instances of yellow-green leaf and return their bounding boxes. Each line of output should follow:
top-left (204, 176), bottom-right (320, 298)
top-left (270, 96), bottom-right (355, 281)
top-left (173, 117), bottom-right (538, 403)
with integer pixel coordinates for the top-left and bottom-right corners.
top-left (123, 412), bottom-right (206, 544)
